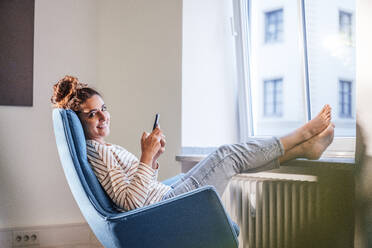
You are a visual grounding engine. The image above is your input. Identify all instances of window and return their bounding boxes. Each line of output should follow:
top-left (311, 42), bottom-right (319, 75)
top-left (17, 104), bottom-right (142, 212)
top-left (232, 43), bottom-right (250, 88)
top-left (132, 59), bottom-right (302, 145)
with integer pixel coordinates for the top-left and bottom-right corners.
top-left (181, 0), bottom-right (356, 158)
top-left (233, 0), bottom-right (356, 156)
top-left (265, 9), bottom-right (283, 43)
top-left (264, 78), bottom-right (283, 117)
top-left (339, 80), bottom-right (352, 118)
top-left (304, 1), bottom-right (356, 138)
top-left (339, 11), bottom-right (352, 44)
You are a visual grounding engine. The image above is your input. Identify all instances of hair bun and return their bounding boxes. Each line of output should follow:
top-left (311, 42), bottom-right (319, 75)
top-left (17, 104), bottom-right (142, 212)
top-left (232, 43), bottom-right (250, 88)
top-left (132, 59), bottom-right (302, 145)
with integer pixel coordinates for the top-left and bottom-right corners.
top-left (51, 75), bottom-right (86, 109)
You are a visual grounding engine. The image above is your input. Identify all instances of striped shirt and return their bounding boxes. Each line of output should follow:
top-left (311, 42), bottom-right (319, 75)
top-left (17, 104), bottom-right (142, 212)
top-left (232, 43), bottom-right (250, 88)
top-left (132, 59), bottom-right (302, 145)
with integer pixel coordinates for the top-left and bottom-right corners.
top-left (86, 139), bottom-right (172, 211)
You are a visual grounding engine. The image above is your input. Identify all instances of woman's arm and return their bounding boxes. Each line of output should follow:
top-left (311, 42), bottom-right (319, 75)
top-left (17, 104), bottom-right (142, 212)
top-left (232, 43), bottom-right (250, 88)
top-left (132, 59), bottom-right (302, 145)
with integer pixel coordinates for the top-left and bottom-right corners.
top-left (109, 160), bottom-right (157, 210)
top-left (89, 143), bottom-right (158, 211)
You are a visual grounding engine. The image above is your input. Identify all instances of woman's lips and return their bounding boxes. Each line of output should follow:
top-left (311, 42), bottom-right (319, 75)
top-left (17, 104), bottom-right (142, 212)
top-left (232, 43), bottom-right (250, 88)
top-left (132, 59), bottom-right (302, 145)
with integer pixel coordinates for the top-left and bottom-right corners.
top-left (97, 123), bottom-right (108, 129)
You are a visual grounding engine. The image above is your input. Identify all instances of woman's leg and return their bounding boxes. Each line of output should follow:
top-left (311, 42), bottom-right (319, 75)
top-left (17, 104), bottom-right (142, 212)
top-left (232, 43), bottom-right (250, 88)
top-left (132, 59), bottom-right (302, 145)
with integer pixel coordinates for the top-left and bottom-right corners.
top-left (163, 137), bottom-right (284, 199)
top-left (162, 106), bottom-right (333, 200)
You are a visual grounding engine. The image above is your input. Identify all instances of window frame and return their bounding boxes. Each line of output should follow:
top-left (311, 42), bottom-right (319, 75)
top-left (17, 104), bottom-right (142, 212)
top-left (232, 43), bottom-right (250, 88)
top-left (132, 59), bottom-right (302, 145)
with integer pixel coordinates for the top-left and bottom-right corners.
top-left (232, 0), bottom-right (356, 159)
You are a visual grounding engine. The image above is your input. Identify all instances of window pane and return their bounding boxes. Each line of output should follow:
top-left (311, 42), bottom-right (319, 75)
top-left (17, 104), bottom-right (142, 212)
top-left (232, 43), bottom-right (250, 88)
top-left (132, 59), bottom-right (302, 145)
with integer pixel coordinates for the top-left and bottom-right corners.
top-left (251, 1), bottom-right (306, 136)
top-left (339, 80), bottom-right (352, 118)
top-left (264, 80), bottom-right (282, 117)
top-left (265, 9), bottom-right (283, 43)
top-left (339, 11), bottom-right (352, 44)
top-left (304, 0), bottom-right (355, 136)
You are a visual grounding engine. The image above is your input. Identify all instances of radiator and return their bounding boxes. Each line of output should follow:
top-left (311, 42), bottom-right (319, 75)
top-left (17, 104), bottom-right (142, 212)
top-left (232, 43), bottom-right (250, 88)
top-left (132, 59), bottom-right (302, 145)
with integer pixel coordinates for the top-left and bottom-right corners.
top-left (222, 172), bottom-right (320, 248)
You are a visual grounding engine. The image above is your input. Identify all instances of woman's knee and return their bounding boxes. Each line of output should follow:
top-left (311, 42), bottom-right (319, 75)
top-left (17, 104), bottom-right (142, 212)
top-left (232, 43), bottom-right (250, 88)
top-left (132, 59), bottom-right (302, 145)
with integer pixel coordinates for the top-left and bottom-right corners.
top-left (216, 144), bottom-right (235, 156)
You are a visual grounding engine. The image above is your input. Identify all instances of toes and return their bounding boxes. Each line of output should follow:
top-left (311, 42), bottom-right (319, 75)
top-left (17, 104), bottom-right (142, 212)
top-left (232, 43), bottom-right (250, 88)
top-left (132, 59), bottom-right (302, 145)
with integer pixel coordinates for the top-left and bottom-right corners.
top-left (320, 106), bottom-right (332, 115)
top-left (324, 107), bottom-right (331, 115)
top-left (320, 105), bottom-right (327, 114)
top-left (317, 105), bottom-right (327, 116)
top-left (321, 112), bottom-right (332, 122)
top-left (322, 104), bottom-right (330, 111)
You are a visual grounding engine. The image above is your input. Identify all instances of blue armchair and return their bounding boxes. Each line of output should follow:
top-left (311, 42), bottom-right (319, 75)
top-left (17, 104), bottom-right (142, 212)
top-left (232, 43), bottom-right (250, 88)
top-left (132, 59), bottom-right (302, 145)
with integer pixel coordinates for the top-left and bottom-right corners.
top-left (53, 108), bottom-right (239, 248)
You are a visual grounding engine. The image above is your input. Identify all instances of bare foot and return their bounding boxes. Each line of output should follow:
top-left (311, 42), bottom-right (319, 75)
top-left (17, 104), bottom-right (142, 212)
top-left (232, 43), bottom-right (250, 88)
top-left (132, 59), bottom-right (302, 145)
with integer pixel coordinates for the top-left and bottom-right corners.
top-left (302, 123), bottom-right (335, 160)
top-left (298, 104), bottom-right (331, 141)
top-left (279, 105), bottom-right (332, 152)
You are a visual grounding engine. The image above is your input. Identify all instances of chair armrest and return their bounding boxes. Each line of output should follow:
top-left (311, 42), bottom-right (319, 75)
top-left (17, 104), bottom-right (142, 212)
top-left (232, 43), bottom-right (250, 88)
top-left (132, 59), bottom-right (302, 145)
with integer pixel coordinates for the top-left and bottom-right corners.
top-left (106, 186), bottom-right (238, 248)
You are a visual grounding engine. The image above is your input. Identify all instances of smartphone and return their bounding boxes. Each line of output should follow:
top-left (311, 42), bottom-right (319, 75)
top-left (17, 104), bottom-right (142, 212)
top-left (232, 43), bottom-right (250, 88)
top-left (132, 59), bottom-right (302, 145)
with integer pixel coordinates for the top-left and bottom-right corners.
top-left (152, 113), bottom-right (160, 131)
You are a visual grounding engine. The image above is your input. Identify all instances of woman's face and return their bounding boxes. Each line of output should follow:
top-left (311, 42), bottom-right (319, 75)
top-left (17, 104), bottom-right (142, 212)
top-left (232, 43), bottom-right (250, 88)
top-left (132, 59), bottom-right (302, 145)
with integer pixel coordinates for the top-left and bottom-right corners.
top-left (78, 94), bottom-right (110, 144)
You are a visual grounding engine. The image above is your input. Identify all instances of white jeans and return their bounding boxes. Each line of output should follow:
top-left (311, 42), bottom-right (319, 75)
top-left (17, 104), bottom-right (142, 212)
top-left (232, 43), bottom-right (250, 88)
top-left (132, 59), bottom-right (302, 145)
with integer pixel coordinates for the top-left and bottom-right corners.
top-left (162, 137), bottom-right (284, 200)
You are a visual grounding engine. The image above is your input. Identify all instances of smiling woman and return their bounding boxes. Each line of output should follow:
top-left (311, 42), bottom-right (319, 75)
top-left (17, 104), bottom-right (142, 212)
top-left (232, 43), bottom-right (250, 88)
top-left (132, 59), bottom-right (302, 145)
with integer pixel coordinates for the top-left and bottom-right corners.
top-left (77, 95), bottom-right (111, 144)
top-left (51, 76), bottom-right (110, 143)
top-left (50, 75), bottom-right (335, 212)
top-left (51, 75), bottom-right (170, 211)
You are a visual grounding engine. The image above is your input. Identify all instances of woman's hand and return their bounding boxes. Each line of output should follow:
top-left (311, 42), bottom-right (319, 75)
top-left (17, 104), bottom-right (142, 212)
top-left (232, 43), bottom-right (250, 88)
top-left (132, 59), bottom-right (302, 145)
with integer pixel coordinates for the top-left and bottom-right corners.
top-left (140, 127), bottom-right (164, 168)
top-left (152, 135), bottom-right (166, 169)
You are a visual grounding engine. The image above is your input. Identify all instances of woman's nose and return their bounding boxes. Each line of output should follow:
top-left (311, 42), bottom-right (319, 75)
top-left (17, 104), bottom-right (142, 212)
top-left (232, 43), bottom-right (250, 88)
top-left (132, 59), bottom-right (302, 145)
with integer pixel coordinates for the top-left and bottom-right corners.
top-left (98, 111), bottom-right (107, 121)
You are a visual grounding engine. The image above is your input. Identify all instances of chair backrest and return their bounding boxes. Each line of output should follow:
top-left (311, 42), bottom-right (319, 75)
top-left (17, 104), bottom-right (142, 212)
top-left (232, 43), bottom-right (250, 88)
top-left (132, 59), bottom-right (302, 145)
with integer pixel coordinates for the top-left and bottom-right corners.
top-left (53, 108), bottom-right (122, 247)
top-left (53, 108), bottom-right (117, 214)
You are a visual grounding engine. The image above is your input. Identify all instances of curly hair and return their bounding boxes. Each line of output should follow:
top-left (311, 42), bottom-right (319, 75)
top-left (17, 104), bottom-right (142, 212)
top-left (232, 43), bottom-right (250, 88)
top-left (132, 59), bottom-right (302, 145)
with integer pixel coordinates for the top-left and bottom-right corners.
top-left (51, 75), bottom-right (100, 111)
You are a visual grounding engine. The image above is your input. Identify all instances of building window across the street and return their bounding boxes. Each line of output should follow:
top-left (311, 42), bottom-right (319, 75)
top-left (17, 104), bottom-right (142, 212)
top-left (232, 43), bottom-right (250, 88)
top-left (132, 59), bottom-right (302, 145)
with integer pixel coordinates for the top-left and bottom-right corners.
top-left (264, 78), bottom-right (283, 117)
top-left (339, 10), bottom-right (352, 44)
top-left (339, 80), bottom-right (352, 118)
top-left (265, 9), bottom-right (283, 43)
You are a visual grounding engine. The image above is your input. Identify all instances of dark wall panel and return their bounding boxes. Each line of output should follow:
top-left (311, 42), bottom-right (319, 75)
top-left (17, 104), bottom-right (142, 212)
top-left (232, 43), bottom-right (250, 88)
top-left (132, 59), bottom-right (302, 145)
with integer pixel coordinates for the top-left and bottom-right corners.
top-left (0, 0), bottom-right (34, 106)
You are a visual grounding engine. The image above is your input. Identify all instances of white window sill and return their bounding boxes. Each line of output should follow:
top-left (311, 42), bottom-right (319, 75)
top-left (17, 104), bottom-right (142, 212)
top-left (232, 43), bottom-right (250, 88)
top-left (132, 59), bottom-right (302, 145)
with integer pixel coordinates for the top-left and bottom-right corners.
top-left (176, 153), bottom-right (355, 171)
top-left (178, 138), bottom-right (356, 171)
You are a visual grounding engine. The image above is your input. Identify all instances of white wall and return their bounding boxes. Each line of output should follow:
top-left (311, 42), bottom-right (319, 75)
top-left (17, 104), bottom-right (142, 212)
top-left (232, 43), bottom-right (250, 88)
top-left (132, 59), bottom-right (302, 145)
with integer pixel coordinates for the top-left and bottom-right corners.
top-left (0, 0), bottom-right (99, 228)
top-left (96, 0), bottom-right (182, 180)
top-left (0, 0), bottom-right (182, 228)
top-left (182, 0), bottom-right (239, 147)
